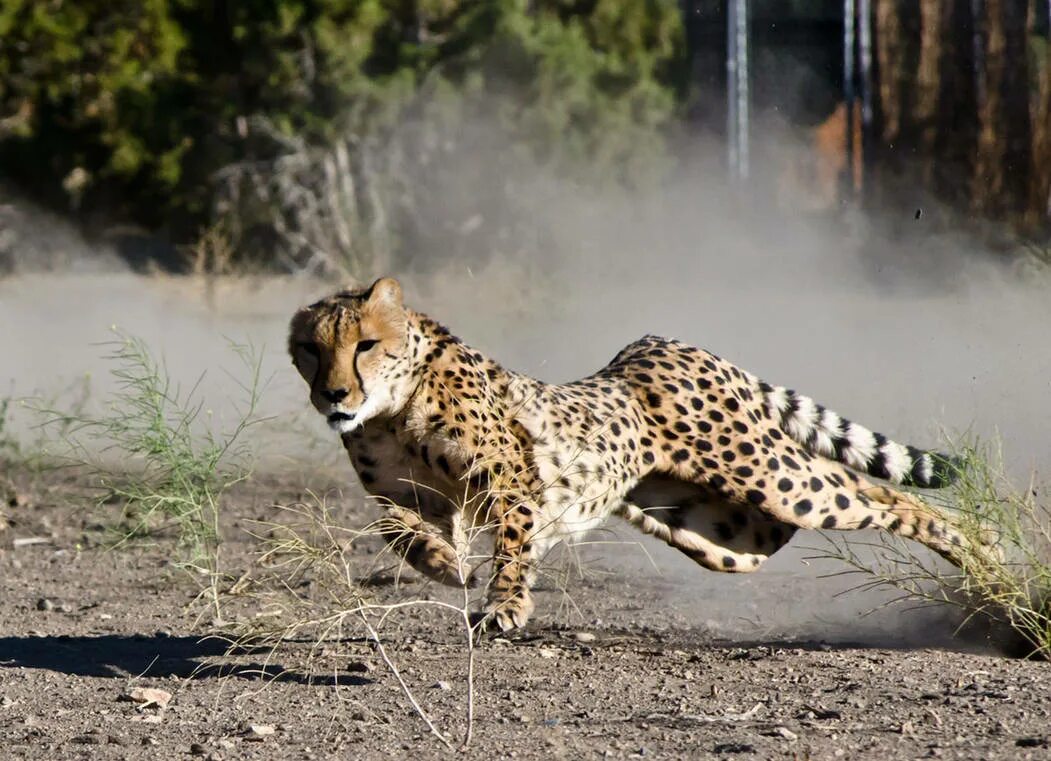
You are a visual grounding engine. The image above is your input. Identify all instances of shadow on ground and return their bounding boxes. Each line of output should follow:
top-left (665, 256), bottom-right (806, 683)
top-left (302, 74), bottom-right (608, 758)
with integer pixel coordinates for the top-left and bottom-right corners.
top-left (0, 634), bottom-right (371, 686)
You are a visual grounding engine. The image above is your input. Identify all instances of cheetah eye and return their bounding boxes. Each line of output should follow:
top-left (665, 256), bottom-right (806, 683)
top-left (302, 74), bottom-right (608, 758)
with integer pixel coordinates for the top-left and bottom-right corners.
top-left (356, 339), bottom-right (379, 354)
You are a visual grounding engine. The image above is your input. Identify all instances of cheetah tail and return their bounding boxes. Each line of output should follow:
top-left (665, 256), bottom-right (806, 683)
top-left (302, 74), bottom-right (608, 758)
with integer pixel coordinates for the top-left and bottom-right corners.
top-left (759, 383), bottom-right (960, 489)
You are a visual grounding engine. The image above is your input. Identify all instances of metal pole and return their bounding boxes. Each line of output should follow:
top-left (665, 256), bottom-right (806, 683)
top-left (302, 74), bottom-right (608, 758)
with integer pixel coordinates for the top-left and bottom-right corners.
top-left (735, 0), bottom-right (749, 179)
top-left (843, 0), bottom-right (856, 200)
top-left (726, 0), bottom-right (739, 179)
top-left (858, 0), bottom-right (872, 129)
top-left (857, 0), bottom-right (872, 197)
top-left (971, 0), bottom-right (986, 117)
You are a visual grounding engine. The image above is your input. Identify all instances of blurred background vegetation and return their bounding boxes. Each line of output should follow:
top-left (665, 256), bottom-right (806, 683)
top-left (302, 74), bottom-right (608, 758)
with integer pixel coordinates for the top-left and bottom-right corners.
top-left (0, 0), bottom-right (1048, 275)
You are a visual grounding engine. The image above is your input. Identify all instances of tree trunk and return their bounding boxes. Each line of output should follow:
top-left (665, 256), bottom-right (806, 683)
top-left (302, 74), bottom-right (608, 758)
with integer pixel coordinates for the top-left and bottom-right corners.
top-left (1027, 1), bottom-right (1051, 230)
top-left (972, 0), bottom-right (1032, 218)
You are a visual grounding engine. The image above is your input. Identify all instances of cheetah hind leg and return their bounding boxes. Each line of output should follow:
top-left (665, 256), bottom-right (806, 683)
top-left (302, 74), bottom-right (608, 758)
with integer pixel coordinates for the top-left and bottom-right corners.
top-left (619, 476), bottom-right (797, 572)
top-left (372, 505), bottom-right (476, 588)
top-left (854, 481), bottom-right (1002, 566)
top-left (714, 462), bottom-right (998, 569)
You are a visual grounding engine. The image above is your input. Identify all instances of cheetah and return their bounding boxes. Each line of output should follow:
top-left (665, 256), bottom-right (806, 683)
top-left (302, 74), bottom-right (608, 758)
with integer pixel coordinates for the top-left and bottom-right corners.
top-left (289, 277), bottom-right (982, 632)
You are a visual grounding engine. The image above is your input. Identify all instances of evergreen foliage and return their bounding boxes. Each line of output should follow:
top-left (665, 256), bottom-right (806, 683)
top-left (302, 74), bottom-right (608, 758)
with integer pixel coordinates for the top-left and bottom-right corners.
top-left (0, 0), bottom-right (685, 251)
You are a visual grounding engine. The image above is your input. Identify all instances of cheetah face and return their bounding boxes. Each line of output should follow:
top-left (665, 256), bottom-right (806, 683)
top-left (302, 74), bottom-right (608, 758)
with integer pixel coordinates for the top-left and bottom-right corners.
top-left (288, 277), bottom-right (414, 434)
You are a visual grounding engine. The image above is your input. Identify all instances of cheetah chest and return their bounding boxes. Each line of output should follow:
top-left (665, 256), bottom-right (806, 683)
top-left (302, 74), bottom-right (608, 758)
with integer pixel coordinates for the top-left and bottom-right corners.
top-left (341, 420), bottom-right (487, 524)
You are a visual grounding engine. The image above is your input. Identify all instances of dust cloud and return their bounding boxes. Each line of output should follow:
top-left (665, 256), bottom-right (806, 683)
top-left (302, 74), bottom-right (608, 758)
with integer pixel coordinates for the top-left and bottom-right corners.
top-left (2, 118), bottom-right (1049, 649)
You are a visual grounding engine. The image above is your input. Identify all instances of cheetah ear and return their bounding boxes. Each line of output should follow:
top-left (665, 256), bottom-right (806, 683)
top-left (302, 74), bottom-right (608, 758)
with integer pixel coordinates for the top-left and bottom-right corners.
top-left (365, 277), bottom-right (403, 308)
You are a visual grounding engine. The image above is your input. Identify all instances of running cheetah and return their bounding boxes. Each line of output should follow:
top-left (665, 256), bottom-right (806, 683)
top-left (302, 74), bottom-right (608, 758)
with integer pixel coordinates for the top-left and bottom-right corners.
top-left (289, 278), bottom-right (979, 632)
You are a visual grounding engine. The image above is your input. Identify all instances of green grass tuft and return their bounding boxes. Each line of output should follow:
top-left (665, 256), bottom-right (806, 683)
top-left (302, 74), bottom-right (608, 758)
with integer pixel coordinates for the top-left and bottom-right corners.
top-left (47, 332), bottom-right (267, 622)
top-left (817, 434), bottom-right (1051, 659)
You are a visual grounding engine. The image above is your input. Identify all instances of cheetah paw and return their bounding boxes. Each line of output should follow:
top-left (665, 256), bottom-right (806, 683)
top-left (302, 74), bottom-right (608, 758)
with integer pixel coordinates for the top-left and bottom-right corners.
top-left (473, 594), bottom-right (535, 634)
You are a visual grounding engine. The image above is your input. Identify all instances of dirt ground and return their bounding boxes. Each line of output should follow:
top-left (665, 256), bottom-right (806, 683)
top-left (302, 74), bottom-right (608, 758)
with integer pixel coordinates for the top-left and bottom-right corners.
top-left (1, 465), bottom-right (1048, 761)
top-left (2, 246), bottom-right (1051, 760)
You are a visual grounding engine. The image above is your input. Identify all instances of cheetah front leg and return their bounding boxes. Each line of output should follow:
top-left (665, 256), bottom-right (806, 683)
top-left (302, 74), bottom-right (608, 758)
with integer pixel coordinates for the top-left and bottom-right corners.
top-left (481, 500), bottom-right (540, 632)
top-left (374, 505), bottom-right (475, 588)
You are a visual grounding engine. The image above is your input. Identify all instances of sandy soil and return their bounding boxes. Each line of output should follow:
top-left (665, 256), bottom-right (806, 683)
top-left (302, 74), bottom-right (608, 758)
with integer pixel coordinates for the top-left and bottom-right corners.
top-left (1, 468), bottom-right (1049, 761)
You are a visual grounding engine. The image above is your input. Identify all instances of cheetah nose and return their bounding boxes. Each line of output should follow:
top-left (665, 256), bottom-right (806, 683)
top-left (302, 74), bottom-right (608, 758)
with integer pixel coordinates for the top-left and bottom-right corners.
top-left (321, 387), bottom-right (349, 403)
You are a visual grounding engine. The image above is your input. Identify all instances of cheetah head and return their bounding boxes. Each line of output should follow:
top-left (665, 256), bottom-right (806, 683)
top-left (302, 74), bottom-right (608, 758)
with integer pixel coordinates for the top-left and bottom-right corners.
top-left (288, 277), bottom-right (415, 434)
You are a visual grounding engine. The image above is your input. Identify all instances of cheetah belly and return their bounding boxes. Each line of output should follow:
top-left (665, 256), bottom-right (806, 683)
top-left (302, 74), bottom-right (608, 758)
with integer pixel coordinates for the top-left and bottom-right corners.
top-left (533, 443), bottom-right (637, 547)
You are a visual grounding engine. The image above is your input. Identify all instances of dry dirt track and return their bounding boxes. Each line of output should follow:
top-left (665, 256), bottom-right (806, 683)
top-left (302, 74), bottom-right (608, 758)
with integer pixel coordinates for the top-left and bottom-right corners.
top-left (1, 471), bottom-right (1049, 761)
top-left (2, 267), bottom-right (1051, 760)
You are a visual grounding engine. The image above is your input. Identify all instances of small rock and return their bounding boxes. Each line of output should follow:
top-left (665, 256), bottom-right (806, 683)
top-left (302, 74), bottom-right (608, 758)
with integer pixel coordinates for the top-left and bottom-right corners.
top-left (141, 737), bottom-right (159, 746)
top-left (218, 739), bottom-right (237, 750)
top-left (798, 707), bottom-right (841, 720)
top-left (713, 742), bottom-right (754, 754)
top-left (35, 598), bottom-right (54, 612)
top-left (1016, 737), bottom-right (1049, 748)
top-left (572, 631), bottom-right (596, 643)
top-left (538, 648), bottom-right (559, 659)
top-left (190, 742), bottom-right (209, 756)
top-left (244, 724), bottom-right (275, 741)
top-left (350, 711), bottom-right (367, 722)
top-left (122, 687), bottom-right (172, 709)
top-left (433, 681), bottom-right (451, 691)
top-left (130, 714), bottom-right (164, 724)
top-left (772, 726), bottom-right (798, 741)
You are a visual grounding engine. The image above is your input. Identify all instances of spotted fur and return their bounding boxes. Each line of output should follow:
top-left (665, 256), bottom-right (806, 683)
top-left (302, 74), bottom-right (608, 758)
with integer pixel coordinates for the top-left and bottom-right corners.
top-left (289, 278), bottom-right (986, 632)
